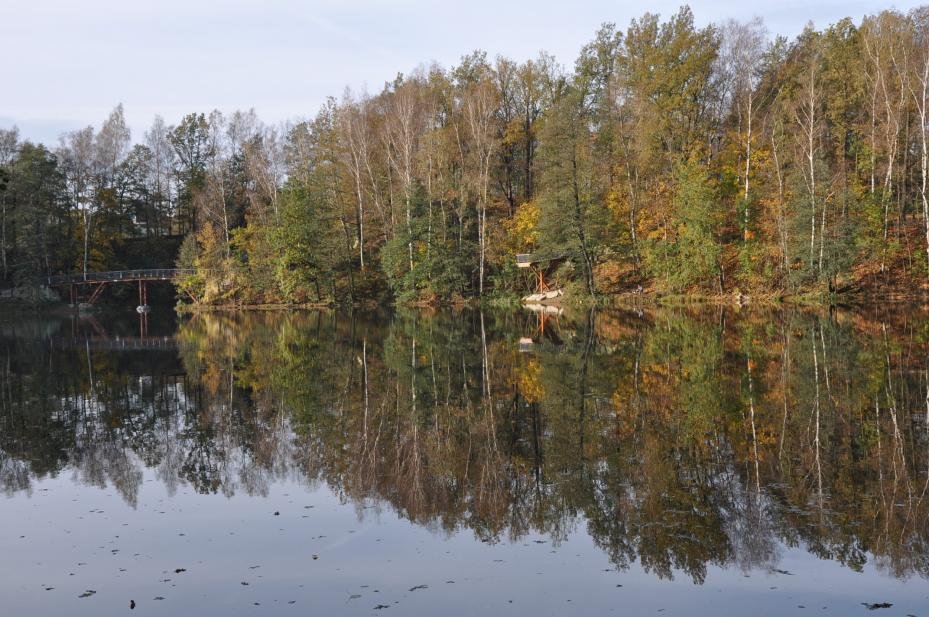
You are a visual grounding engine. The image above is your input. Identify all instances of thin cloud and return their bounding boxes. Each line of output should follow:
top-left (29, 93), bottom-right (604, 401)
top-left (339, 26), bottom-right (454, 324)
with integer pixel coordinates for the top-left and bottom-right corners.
top-left (2, 0), bottom-right (924, 144)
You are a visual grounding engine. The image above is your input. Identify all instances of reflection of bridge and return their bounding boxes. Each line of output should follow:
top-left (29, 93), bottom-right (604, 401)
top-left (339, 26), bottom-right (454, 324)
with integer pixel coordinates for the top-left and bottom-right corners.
top-left (46, 269), bottom-right (193, 306)
top-left (51, 336), bottom-right (178, 351)
top-left (59, 312), bottom-right (171, 348)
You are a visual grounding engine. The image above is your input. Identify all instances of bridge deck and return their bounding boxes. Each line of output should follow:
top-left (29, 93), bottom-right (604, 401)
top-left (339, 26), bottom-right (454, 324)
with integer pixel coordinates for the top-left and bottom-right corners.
top-left (47, 269), bottom-right (195, 286)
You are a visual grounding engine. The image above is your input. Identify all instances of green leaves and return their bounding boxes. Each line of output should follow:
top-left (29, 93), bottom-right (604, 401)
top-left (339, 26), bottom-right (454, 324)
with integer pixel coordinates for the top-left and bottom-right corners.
top-left (642, 160), bottom-right (721, 292)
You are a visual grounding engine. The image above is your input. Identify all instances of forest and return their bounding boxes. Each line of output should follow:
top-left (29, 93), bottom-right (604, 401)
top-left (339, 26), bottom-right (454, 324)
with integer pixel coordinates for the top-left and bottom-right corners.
top-left (4, 5), bottom-right (929, 305)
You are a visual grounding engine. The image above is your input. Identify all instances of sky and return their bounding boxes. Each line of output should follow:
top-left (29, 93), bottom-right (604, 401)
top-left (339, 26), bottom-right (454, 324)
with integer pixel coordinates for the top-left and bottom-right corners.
top-left (1, 0), bottom-right (924, 145)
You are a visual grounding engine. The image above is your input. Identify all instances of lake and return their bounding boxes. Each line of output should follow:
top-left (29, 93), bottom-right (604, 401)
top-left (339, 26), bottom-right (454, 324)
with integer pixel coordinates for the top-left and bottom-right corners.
top-left (1, 306), bottom-right (928, 616)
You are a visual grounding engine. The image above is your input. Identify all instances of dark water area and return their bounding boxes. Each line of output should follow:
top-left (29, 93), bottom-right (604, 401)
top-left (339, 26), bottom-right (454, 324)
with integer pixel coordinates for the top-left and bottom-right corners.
top-left (2, 306), bottom-right (929, 616)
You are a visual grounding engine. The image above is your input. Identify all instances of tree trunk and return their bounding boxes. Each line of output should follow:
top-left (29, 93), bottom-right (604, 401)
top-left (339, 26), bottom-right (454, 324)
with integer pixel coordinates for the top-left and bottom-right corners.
top-left (355, 178), bottom-right (365, 272)
top-left (405, 179), bottom-right (414, 273)
top-left (571, 152), bottom-right (595, 297)
top-left (1, 198), bottom-right (7, 280)
top-left (771, 132), bottom-right (790, 280)
top-left (743, 94), bottom-right (753, 239)
top-left (921, 78), bottom-right (929, 285)
top-left (83, 209), bottom-right (92, 279)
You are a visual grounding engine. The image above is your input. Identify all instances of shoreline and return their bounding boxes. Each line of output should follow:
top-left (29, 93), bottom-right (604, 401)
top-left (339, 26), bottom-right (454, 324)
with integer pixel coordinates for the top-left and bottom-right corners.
top-left (6, 289), bottom-right (929, 316)
top-left (175, 290), bottom-right (929, 312)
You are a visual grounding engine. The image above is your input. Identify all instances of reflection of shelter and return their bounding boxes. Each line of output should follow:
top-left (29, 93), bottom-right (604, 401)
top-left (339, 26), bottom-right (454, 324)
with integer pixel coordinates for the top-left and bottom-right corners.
top-left (516, 251), bottom-right (572, 295)
top-left (519, 303), bottom-right (563, 352)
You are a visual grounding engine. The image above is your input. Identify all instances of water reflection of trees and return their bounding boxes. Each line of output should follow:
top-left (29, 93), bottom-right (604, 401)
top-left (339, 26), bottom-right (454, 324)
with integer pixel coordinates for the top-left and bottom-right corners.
top-left (1, 307), bottom-right (928, 582)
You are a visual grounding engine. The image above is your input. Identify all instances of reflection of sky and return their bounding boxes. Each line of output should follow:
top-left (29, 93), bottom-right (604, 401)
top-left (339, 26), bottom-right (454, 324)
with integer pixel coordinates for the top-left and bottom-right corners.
top-left (3, 307), bottom-right (928, 615)
top-left (2, 0), bottom-right (925, 145)
top-left (1, 470), bottom-right (924, 617)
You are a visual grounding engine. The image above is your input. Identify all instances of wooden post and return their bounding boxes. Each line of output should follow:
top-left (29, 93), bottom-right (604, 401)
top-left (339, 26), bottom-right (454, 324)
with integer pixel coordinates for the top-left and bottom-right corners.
top-left (87, 282), bottom-right (107, 304)
top-left (535, 268), bottom-right (549, 293)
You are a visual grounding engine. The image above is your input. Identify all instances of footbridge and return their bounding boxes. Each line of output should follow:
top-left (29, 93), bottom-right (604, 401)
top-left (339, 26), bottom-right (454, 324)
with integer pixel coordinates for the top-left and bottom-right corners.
top-left (46, 269), bottom-right (195, 306)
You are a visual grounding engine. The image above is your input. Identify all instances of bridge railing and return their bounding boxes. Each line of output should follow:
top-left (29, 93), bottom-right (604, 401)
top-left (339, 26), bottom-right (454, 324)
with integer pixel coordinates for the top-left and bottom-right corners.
top-left (47, 269), bottom-right (198, 286)
top-left (515, 250), bottom-right (575, 267)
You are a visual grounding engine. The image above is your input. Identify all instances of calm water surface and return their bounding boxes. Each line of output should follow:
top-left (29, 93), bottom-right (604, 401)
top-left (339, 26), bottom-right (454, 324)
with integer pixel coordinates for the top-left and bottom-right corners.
top-left (2, 307), bottom-right (928, 616)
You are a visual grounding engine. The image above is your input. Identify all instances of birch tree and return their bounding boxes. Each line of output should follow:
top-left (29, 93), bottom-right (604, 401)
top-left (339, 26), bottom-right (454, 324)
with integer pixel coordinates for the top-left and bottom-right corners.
top-left (907, 7), bottom-right (929, 280)
top-left (792, 31), bottom-right (823, 274)
top-left (719, 18), bottom-right (768, 239)
top-left (384, 77), bottom-right (423, 273)
top-left (144, 116), bottom-right (176, 235)
top-left (59, 126), bottom-right (95, 277)
top-left (0, 127), bottom-right (18, 279)
top-left (462, 70), bottom-right (498, 295)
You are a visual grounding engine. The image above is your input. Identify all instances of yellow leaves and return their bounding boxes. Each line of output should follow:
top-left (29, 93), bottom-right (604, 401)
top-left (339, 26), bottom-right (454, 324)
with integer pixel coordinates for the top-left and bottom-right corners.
top-left (505, 200), bottom-right (540, 251)
top-left (633, 179), bottom-right (672, 239)
top-left (502, 118), bottom-right (527, 147)
top-left (196, 223), bottom-right (219, 253)
top-left (641, 364), bottom-right (669, 389)
top-left (643, 228), bottom-right (661, 241)
top-left (611, 392), bottom-right (639, 440)
top-left (756, 427), bottom-right (778, 446)
top-left (605, 187), bottom-right (625, 217)
top-left (517, 358), bottom-right (545, 403)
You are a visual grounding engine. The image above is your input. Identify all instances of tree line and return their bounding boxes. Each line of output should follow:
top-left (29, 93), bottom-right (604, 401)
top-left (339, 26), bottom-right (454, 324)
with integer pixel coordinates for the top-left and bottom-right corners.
top-left (5, 5), bottom-right (929, 303)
